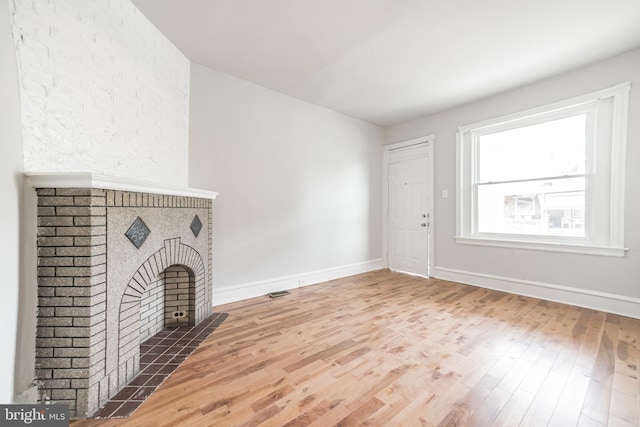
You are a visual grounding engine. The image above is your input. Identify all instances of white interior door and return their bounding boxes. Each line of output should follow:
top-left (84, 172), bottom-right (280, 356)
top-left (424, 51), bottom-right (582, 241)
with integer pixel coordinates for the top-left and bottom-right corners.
top-left (387, 146), bottom-right (430, 276)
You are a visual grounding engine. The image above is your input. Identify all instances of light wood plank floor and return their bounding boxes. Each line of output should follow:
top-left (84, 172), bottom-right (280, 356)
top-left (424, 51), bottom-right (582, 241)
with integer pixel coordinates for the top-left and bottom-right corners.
top-left (72, 270), bottom-right (640, 427)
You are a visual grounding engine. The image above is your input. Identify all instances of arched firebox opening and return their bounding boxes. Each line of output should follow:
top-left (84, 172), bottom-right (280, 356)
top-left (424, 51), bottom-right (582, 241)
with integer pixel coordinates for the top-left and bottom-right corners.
top-left (138, 264), bottom-right (196, 343)
top-left (115, 238), bottom-right (206, 399)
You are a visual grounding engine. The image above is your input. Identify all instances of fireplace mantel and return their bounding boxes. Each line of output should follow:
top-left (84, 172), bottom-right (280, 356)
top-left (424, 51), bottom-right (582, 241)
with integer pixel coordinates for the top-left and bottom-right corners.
top-left (29, 173), bottom-right (216, 418)
top-left (26, 172), bottom-right (218, 199)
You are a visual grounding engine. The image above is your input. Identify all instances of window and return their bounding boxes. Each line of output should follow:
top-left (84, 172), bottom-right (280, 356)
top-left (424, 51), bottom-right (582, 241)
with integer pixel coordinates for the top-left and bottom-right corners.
top-left (456, 82), bottom-right (630, 256)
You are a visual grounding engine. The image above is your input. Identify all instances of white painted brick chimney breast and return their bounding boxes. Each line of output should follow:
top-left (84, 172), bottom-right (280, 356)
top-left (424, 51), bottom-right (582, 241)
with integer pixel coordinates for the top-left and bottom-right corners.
top-left (11, 0), bottom-right (190, 186)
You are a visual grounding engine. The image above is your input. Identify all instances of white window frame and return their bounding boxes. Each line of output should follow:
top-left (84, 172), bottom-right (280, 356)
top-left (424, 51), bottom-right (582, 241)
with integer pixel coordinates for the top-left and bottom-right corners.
top-left (456, 82), bottom-right (630, 257)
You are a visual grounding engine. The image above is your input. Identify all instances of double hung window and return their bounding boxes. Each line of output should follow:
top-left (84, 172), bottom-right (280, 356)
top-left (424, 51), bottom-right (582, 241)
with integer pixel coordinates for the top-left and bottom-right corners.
top-left (456, 82), bottom-right (630, 256)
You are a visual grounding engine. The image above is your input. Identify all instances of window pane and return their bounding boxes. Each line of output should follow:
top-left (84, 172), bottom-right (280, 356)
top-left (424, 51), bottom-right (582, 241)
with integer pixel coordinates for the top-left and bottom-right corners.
top-left (478, 114), bottom-right (587, 183)
top-left (477, 176), bottom-right (585, 237)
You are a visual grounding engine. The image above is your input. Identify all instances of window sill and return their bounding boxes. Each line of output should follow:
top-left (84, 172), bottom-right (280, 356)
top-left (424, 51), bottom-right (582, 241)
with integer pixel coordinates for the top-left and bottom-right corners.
top-left (455, 236), bottom-right (627, 257)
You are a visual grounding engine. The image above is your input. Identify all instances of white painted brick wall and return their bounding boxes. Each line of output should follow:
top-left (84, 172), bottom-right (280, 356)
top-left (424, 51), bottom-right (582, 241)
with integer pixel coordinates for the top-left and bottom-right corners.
top-left (11, 0), bottom-right (190, 186)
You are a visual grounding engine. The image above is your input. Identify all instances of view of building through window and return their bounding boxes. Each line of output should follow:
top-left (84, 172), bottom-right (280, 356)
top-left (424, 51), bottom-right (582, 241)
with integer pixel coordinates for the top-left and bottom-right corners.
top-left (476, 114), bottom-right (587, 237)
top-left (458, 82), bottom-right (628, 255)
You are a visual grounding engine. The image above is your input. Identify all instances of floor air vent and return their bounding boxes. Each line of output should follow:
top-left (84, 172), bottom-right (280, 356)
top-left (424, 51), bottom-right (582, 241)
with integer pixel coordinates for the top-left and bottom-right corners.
top-left (268, 290), bottom-right (290, 298)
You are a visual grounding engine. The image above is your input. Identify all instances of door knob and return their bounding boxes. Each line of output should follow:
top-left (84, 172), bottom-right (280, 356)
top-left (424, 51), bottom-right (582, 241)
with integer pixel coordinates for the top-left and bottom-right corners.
top-left (421, 223), bottom-right (427, 227)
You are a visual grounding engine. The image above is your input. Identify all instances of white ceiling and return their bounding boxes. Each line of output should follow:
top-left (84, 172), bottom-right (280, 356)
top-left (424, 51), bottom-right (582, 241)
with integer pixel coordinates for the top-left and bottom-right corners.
top-left (131, 0), bottom-right (640, 127)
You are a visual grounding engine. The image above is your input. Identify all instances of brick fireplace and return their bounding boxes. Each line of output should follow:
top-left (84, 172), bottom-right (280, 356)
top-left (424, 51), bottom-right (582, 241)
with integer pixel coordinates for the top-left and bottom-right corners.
top-left (28, 173), bottom-right (217, 418)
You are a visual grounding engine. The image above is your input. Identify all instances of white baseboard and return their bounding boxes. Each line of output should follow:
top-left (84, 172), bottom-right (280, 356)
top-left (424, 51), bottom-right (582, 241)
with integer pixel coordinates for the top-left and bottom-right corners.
top-left (212, 259), bottom-right (385, 306)
top-left (432, 267), bottom-right (640, 320)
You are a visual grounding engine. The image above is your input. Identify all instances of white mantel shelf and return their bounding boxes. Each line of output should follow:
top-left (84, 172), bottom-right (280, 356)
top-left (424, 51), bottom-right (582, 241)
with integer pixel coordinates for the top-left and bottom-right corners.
top-left (26, 172), bottom-right (219, 200)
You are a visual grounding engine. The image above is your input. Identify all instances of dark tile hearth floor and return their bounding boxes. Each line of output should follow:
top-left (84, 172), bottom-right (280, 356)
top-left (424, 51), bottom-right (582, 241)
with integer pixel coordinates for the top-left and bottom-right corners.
top-left (93, 312), bottom-right (228, 419)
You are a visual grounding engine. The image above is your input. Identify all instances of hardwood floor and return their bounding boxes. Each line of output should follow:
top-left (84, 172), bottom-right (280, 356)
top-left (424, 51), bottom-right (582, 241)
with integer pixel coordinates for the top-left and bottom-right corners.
top-left (71, 270), bottom-right (640, 427)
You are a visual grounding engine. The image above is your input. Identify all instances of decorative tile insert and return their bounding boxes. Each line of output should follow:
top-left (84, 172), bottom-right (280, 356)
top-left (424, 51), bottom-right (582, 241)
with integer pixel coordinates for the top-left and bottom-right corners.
top-left (125, 216), bottom-right (151, 249)
top-left (190, 215), bottom-right (202, 238)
